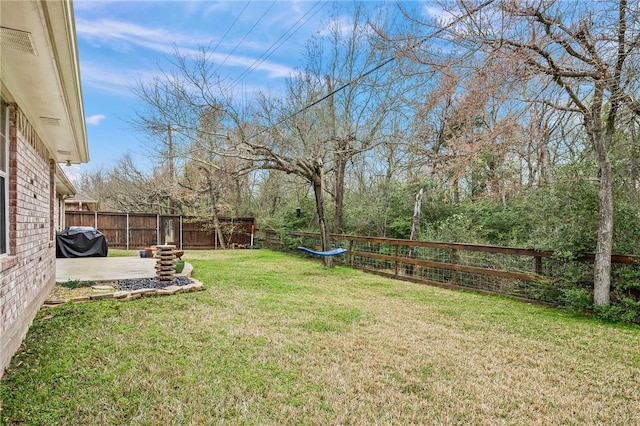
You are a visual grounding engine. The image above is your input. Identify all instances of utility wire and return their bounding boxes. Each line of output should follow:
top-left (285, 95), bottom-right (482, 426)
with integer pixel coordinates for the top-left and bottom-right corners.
top-left (246, 0), bottom-right (497, 141)
top-left (231, 1), bottom-right (326, 89)
top-left (247, 49), bottom-right (402, 141)
top-left (213, 1), bottom-right (277, 75)
top-left (209, 1), bottom-right (252, 57)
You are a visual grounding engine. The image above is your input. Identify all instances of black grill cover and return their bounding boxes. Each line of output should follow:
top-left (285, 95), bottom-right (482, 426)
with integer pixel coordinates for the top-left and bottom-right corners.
top-left (56, 226), bottom-right (108, 258)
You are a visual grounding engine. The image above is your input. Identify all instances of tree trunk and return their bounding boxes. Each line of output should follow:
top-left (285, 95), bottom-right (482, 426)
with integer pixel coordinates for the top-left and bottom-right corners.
top-left (593, 149), bottom-right (613, 305)
top-left (405, 188), bottom-right (423, 276)
top-left (452, 178), bottom-right (459, 204)
top-left (334, 157), bottom-right (346, 234)
top-left (409, 188), bottom-right (423, 242)
top-left (590, 81), bottom-right (614, 306)
top-left (326, 75), bottom-right (346, 235)
top-left (631, 118), bottom-right (640, 202)
top-left (312, 162), bottom-right (333, 268)
top-left (206, 173), bottom-right (226, 250)
top-left (211, 209), bottom-right (227, 250)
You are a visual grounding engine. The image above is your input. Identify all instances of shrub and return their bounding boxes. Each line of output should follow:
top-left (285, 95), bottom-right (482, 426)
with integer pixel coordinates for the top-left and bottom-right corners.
top-left (61, 280), bottom-right (95, 289)
top-left (559, 287), bottom-right (593, 311)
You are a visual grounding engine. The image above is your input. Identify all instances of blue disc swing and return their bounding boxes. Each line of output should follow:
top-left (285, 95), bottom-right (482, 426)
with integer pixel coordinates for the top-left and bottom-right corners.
top-left (297, 246), bottom-right (347, 256)
top-left (294, 203), bottom-right (347, 256)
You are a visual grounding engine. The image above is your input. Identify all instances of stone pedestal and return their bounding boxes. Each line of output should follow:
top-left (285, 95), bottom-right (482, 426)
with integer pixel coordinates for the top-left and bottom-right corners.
top-left (155, 245), bottom-right (176, 281)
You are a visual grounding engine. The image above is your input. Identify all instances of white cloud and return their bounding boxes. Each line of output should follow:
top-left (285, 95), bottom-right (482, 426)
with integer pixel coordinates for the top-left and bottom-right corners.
top-left (86, 114), bottom-right (107, 125)
top-left (76, 17), bottom-right (295, 82)
top-left (76, 18), bottom-right (198, 48)
top-left (199, 1), bottom-right (235, 18)
top-left (203, 50), bottom-right (294, 79)
top-left (424, 5), bottom-right (457, 26)
top-left (73, 0), bottom-right (327, 100)
top-left (80, 61), bottom-right (143, 96)
top-left (318, 15), bottom-right (354, 37)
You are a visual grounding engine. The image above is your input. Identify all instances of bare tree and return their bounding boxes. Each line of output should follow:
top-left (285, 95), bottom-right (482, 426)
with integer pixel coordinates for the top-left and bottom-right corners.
top-left (312, 3), bottom-right (406, 234)
top-left (248, 82), bottom-right (337, 266)
top-left (78, 154), bottom-right (171, 213)
top-left (130, 3), bottom-right (410, 265)
top-left (402, 54), bottom-right (521, 202)
top-left (411, 0), bottom-right (640, 305)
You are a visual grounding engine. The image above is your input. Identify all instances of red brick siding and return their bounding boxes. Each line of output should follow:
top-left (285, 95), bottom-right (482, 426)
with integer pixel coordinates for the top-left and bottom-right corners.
top-left (1, 105), bottom-right (57, 374)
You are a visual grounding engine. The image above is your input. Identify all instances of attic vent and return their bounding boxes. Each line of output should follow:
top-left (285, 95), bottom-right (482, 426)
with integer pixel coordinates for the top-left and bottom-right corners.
top-left (40, 117), bottom-right (61, 126)
top-left (0, 27), bottom-right (36, 55)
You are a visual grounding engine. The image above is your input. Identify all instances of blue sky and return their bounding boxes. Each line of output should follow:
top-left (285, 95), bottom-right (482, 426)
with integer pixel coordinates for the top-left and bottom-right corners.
top-left (72, 0), bottom-right (350, 176)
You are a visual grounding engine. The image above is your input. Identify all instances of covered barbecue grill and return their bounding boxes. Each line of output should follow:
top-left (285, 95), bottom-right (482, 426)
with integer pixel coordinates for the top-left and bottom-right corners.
top-left (56, 226), bottom-right (108, 258)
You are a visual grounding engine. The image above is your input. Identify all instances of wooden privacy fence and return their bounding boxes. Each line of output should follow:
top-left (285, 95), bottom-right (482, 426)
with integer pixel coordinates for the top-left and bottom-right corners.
top-left (65, 211), bottom-right (254, 250)
top-left (260, 230), bottom-right (639, 305)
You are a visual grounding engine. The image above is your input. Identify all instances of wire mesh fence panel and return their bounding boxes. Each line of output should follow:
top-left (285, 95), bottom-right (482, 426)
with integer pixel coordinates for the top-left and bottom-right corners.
top-left (457, 271), bottom-right (502, 292)
top-left (259, 230), bottom-right (640, 305)
top-left (414, 265), bottom-right (450, 283)
top-left (399, 245), bottom-right (452, 263)
top-left (352, 240), bottom-right (393, 271)
top-left (455, 271), bottom-right (552, 301)
top-left (301, 235), bottom-right (322, 251)
top-left (457, 250), bottom-right (536, 275)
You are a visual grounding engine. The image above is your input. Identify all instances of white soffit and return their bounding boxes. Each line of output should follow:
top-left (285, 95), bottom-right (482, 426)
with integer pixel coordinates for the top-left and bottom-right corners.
top-left (0, 27), bottom-right (37, 55)
top-left (0, 0), bottom-right (88, 165)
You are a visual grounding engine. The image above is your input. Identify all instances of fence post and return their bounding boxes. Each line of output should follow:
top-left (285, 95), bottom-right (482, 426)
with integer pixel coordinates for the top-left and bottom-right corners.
top-left (451, 248), bottom-right (458, 285)
top-left (126, 213), bottom-right (129, 250)
top-left (348, 239), bottom-right (354, 267)
top-left (535, 255), bottom-right (542, 275)
top-left (180, 216), bottom-right (183, 250)
top-left (156, 214), bottom-right (160, 245)
top-left (94, 211), bottom-right (97, 229)
top-left (395, 244), bottom-right (399, 276)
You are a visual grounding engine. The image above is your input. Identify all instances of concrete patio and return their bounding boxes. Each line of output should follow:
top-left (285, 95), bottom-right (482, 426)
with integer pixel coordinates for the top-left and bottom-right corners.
top-left (56, 257), bottom-right (193, 283)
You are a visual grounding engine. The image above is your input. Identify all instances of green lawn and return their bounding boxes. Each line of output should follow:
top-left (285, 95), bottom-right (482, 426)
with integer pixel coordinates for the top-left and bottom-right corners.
top-left (108, 248), bottom-right (146, 257)
top-left (2, 249), bottom-right (639, 425)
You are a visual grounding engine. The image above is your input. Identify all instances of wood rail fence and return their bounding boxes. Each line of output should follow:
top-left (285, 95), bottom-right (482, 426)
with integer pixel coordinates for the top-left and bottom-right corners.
top-left (65, 211), bottom-right (254, 250)
top-left (260, 230), bottom-right (639, 305)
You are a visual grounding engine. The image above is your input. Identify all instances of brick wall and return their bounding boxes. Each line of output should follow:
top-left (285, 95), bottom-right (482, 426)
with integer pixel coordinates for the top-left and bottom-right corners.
top-left (1, 105), bottom-right (57, 375)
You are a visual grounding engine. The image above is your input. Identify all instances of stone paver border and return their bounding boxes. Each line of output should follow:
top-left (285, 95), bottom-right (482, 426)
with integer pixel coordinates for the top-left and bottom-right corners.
top-left (41, 278), bottom-right (205, 309)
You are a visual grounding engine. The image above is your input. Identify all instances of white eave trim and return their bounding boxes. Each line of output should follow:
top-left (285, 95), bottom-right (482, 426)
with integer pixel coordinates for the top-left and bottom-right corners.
top-left (55, 163), bottom-right (77, 196)
top-left (41, 0), bottom-right (88, 164)
top-left (1, 0), bottom-right (89, 164)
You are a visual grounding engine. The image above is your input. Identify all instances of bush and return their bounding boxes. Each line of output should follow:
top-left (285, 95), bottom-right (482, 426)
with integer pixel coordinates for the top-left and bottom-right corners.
top-left (593, 304), bottom-right (630, 324)
top-left (602, 267), bottom-right (640, 324)
top-left (559, 287), bottom-right (593, 311)
top-left (61, 280), bottom-right (95, 289)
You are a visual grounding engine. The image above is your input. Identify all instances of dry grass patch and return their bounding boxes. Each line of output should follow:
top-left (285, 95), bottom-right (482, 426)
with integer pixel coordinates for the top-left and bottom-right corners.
top-left (1, 249), bottom-right (639, 425)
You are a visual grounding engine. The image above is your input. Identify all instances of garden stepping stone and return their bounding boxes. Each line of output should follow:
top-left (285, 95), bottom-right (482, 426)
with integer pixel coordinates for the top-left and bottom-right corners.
top-left (92, 285), bottom-right (115, 292)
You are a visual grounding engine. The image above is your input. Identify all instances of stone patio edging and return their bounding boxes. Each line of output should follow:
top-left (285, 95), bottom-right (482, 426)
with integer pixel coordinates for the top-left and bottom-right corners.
top-left (41, 278), bottom-right (205, 309)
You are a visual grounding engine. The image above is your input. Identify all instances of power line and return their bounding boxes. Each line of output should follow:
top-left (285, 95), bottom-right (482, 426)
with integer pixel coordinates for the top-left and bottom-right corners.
top-left (246, 0), bottom-right (497, 142)
top-left (231, 1), bottom-right (327, 89)
top-left (213, 1), bottom-right (277, 75)
top-left (246, 53), bottom-right (405, 142)
top-left (209, 1), bottom-right (252, 58)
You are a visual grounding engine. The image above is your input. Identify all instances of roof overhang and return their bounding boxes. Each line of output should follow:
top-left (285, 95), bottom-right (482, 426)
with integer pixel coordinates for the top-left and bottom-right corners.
top-left (55, 164), bottom-right (76, 196)
top-left (65, 191), bottom-right (99, 211)
top-left (1, 0), bottom-right (88, 165)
